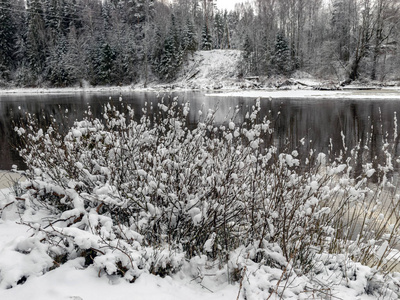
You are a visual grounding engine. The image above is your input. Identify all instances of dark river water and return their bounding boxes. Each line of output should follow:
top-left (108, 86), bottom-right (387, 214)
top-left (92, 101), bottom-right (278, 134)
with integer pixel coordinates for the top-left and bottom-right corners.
top-left (1, 91), bottom-right (400, 172)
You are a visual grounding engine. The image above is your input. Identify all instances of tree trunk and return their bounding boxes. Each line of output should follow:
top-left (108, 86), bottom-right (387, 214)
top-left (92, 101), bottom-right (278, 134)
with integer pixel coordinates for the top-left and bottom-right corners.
top-left (349, 56), bottom-right (362, 81)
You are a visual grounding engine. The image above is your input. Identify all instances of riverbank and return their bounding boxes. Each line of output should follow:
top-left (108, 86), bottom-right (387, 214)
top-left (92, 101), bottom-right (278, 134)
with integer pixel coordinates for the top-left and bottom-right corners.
top-left (2, 83), bottom-right (400, 99)
top-left (0, 85), bottom-right (138, 95)
top-left (2, 49), bottom-right (399, 96)
top-left (206, 87), bottom-right (400, 99)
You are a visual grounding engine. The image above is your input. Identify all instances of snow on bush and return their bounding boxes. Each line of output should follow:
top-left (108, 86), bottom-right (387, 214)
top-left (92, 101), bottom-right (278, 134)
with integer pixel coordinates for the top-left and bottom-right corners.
top-left (2, 95), bottom-right (400, 298)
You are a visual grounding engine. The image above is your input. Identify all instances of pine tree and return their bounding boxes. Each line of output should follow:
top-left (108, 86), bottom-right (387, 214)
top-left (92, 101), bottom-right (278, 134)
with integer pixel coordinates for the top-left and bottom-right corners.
top-left (201, 24), bottom-right (212, 50)
top-left (213, 12), bottom-right (224, 49)
top-left (157, 14), bottom-right (183, 80)
top-left (183, 18), bottom-right (197, 53)
top-left (101, 1), bottom-right (113, 32)
top-left (271, 31), bottom-right (292, 76)
top-left (44, 0), bottom-right (58, 34)
top-left (240, 34), bottom-right (253, 75)
top-left (26, 0), bottom-right (48, 77)
top-left (222, 11), bottom-right (230, 49)
top-left (243, 35), bottom-right (252, 60)
top-left (0, 0), bottom-right (16, 79)
top-left (64, 26), bottom-right (85, 83)
top-left (261, 34), bottom-right (271, 75)
top-left (158, 35), bottom-right (177, 79)
top-left (46, 36), bottom-right (76, 86)
top-left (99, 42), bottom-right (116, 84)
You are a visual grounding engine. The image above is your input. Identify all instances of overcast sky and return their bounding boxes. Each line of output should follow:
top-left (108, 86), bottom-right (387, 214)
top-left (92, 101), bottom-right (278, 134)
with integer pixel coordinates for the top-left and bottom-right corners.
top-left (216, 0), bottom-right (245, 11)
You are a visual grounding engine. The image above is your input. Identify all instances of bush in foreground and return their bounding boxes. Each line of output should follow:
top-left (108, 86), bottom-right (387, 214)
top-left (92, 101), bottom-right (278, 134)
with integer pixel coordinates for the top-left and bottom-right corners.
top-left (2, 96), bottom-right (400, 298)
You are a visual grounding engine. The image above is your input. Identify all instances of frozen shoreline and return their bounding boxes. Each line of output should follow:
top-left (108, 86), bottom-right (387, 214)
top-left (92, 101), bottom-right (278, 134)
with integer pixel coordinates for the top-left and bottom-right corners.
top-left (0, 85), bottom-right (141, 95)
top-left (206, 87), bottom-right (400, 100)
top-left (2, 85), bottom-right (400, 100)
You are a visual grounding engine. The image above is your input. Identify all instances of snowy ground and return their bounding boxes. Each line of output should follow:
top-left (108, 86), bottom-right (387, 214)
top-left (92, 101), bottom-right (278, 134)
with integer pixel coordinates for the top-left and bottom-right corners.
top-left (0, 85), bottom-right (137, 95)
top-left (2, 83), bottom-right (400, 101)
top-left (0, 182), bottom-right (238, 300)
top-left (1, 175), bottom-right (400, 300)
top-left (206, 88), bottom-right (400, 99)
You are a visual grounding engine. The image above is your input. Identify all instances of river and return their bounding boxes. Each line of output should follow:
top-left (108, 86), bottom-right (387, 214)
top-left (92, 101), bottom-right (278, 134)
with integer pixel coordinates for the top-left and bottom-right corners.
top-left (1, 91), bottom-right (399, 172)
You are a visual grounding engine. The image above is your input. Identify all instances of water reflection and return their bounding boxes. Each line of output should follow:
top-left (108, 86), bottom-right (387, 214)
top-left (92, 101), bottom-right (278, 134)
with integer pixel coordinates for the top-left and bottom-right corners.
top-left (1, 91), bottom-right (399, 172)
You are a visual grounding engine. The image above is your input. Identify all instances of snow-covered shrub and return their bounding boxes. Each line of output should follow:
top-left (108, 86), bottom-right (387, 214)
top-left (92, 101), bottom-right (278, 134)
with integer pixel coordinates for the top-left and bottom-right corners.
top-left (7, 96), bottom-right (400, 293)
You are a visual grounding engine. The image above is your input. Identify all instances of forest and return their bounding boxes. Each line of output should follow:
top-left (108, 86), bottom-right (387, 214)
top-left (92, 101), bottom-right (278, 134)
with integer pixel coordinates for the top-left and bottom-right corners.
top-left (1, 0), bottom-right (400, 87)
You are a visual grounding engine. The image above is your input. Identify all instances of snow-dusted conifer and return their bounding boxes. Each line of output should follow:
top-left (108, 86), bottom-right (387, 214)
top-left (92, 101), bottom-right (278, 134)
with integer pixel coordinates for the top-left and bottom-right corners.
top-left (201, 24), bottom-right (212, 50)
top-left (213, 12), bottom-right (224, 49)
top-left (183, 18), bottom-right (197, 53)
top-left (0, 0), bottom-right (16, 79)
top-left (26, 0), bottom-right (48, 76)
top-left (271, 31), bottom-right (292, 75)
top-left (157, 14), bottom-right (184, 80)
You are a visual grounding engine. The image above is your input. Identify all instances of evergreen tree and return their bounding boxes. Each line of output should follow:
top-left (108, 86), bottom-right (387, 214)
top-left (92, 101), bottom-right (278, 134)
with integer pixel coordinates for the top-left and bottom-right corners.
top-left (243, 34), bottom-right (252, 60)
top-left (68, 0), bottom-right (83, 31)
top-left (157, 14), bottom-right (183, 80)
top-left (46, 36), bottom-right (76, 86)
top-left (183, 18), bottom-right (197, 53)
top-left (261, 34), bottom-right (271, 75)
top-left (26, 0), bottom-right (48, 77)
top-left (222, 11), bottom-right (230, 49)
top-left (158, 35), bottom-right (177, 79)
top-left (12, 0), bottom-right (27, 61)
top-left (98, 42), bottom-right (116, 84)
top-left (201, 24), bottom-right (212, 50)
top-left (121, 30), bottom-right (140, 83)
top-left (240, 34), bottom-right (253, 75)
top-left (213, 12), bottom-right (224, 49)
top-left (271, 31), bottom-right (292, 76)
top-left (44, 0), bottom-right (58, 34)
top-left (101, 1), bottom-right (113, 32)
top-left (64, 26), bottom-right (85, 83)
top-left (0, 0), bottom-right (16, 79)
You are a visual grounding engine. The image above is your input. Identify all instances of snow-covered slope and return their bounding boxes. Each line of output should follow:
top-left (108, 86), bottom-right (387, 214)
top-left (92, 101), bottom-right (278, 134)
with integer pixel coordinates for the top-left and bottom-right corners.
top-left (170, 50), bottom-right (242, 90)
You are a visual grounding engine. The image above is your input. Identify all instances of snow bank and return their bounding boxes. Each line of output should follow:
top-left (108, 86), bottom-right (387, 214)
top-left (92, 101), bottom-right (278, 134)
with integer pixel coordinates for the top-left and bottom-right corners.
top-left (206, 88), bottom-right (400, 99)
top-left (176, 50), bottom-right (241, 89)
top-left (0, 86), bottom-right (136, 95)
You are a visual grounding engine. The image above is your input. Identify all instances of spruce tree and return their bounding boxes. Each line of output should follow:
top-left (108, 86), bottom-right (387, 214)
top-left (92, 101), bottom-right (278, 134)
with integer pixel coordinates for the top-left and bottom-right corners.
top-left (99, 42), bottom-right (116, 84)
top-left (46, 36), bottom-right (75, 86)
top-left (201, 24), bottom-right (212, 50)
top-left (158, 35), bottom-right (177, 79)
top-left (213, 12), bottom-right (224, 49)
top-left (241, 34), bottom-right (253, 75)
top-left (26, 0), bottom-right (48, 77)
top-left (271, 31), bottom-right (292, 76)
top-left (0, 0), bottom-right (16, 79)
top-left (157, 14), bottom-right (183, 80)
top-left (64, 26), bottom-right (84, 83)
top-left (44, 0), bottom-right (58, 34)
top-left (183, 18), bottom-right (197, 53)
top-left (222, 11), bottom-right (230, 49)
top-left (243, 35), bottom-right (252, 60)
top-left (261, 34), bottom-right (271, 75)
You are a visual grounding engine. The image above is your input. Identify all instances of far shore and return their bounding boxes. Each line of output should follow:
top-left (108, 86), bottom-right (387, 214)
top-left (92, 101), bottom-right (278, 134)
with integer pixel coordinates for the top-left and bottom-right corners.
top-left (0, 85), bottom-right (142, 95)
top-left (2, 83), bottom-right (400, 100)
top-left (206, 87), bottom-right (400, 100)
